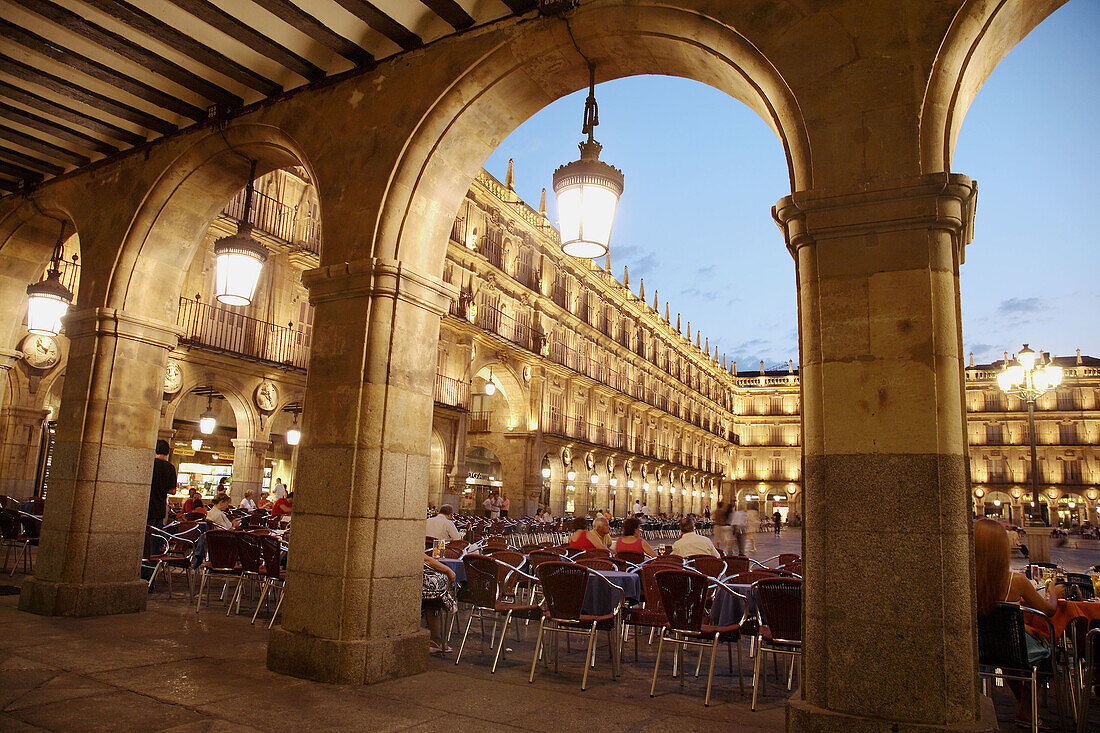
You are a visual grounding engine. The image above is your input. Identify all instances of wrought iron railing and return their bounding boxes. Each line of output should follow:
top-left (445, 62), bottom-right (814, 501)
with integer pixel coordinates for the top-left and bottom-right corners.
top-left (223, 187), bottom-right (321, 255)
top-left (176, 297), bottom-right (308, 370)
top-left (434, 373), bottom-right (469, 410)
top-left (469, 411), bottom-right (492, 432)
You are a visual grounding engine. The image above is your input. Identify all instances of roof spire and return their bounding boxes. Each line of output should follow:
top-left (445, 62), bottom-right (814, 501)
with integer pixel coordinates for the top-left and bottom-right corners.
top-left (788, 359), bottom-right (794, 373)
top-left (639, 278), bottom-right (645, 300)
top-left (676, 313), bottom-right (681, 332)
top-left (705, 336), bottom-right (709, 354)
top-left (695, 332), bottom-right (700, 348)
top-left (622, 265), bottom-right (629, 288)
top-left (604, 252), bottom-right (611, 272)
top-left (505, 158), bottom-right (515, 190)
top-left (664, 301), bottom-right (670, 322)
top-left (760, 360), bottom-right (765, 375)
top-left (968, 352), bottom-right (974, 367)
top-left (538, 188), bottom-right (548, 217)
top-left (722, 354), bottom-right (727, 369)
top-left (732, 361), bottom-right (737, 376)
top-left (652, 290), bottom-right (658, 310)
top-left (686, 321), bottom-right (691, 340)
top-left (1077, 348), bottom-right (1082, 365)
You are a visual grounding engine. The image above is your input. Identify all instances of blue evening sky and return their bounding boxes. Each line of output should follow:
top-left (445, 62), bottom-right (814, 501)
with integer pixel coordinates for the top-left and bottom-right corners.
top-left (485, 2), bottom-right (1099, 370)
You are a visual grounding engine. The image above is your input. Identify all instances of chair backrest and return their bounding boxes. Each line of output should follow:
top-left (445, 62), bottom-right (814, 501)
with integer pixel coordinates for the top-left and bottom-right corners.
top-left (205, 530), bottom-right (239, 570)
top-left (489, 549), bottom-right (524, 569)
top-left (780, 562), bottom-right (802, 576)
top-left (443, 546), bottom-right (464, 559)
top-left (485, 536), bottom-right (507, 548)
top-left (645, 555), bottom-right (683, 567)
top-left (977, 602), bottom-right (1033, 670)
top-left (575, 557), bottom-right (615, 571)
top-left (722, 556), bottom-right (752, 576)
top-left (425, 538), bottom-right (436, 550)
top-left (615, 550), bottom-right (645, 564)
top-left (0, 509), bottom-right (22, 540)
top-left (529, 551), bottom-right (562, 567)
top-left (754, 577), bottom-right (802, 643)
top-left (777, 553), bottom-right (800, 566)
top-left (544, 546), bottom-right (569, 555)
top-left (521, 544), bottom-right (542, 554)
top-left (462, 554), bottom-right (501, 609)
top-left (257, 534), bottom-right (283, 579)
top-left (143, 525), bottom-right (154, 560)
top-left (730, 570), bottom-right (777, 584)
top-left (687, 555), bottom-right (724, 579)
top-left (1060, 573), bottom-right (1095, 601)
top-left (535, 561), bottom-right (591, 622)
top-left (636, 564), bottom-right (669, 615)
top-left (653, 569), bottom-right (710, 634)
top-left (578, 547), bottom-right (611, 557)
top-left (608, 557), bottom-right (634, 571)
top-left (235, 533), bottom-right (264, 573)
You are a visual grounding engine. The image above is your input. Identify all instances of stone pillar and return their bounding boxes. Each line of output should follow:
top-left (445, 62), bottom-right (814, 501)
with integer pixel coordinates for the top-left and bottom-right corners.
top-left (267, 258), bottom-right (454, 685)
top-left (776, 175), bottom-right (995, 731)
top-left (0, 405), bottom-right (49, 499)
top-left (230, 438), bottom-right (271, 504)
top-left (20, 308), bottom-right (179, 617)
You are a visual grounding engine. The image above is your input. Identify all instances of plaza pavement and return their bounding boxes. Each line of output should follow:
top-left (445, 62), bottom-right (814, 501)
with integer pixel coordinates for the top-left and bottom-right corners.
top-left (0, 530), bottom-right (1096, 732)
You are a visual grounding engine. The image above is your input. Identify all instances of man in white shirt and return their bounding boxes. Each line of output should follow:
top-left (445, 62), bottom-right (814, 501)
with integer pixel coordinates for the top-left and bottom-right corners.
top-left (671, 518), bottom-right (720, 558)
top-left (272, 478), bottom-right (287, 501)
top-left (641, 502), bottom-right (651, 517)
top-left (632, 500), bottom-right (642, 517)
top-left (425, 504), bottom-right (463, 541)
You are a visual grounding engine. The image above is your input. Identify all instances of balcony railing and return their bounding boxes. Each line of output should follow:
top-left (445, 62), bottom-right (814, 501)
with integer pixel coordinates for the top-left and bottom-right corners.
top-left (469, 411), bottom-right (491, 432)
top-left (223, 187), bottom-right (321, 255)
top-left (176, 297), bottom-right (308, 370)
top-left (477, 304), bottom-right (537, 352)
top-left (434, 373), bottom-right (469, 410)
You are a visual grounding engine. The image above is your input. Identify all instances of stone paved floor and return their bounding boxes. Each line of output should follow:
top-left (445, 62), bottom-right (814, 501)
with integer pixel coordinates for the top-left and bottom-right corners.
top-left (0, 529), bottom-right (1096, 732)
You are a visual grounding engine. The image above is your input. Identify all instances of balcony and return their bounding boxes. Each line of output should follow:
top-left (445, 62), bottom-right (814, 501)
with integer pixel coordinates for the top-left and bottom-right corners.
top-left (176, 297), bottom-right (307, 371)
top-left (469, 411), bottom-right (492, 432)
top-left (223, 187), bottom-right (320, 255)
top-left (434, 373), bottom-right (469, 410)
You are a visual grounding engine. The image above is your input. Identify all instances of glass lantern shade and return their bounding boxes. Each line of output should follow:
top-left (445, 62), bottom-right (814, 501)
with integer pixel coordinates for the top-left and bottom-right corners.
top-left (567, 469), bottom-right (576, 481)
top-left (26, 269), bottom-right (73, 336)
top-left (1006, 363), bottom-right (1024, 385)
top-left (541, 467), bottom-right (551, 479)
top-left (199, 413), bottom-right (216, 435)
top-left (1045, 364), bottom-right (1063, 388)
top-left (996, 370), bottom-right (1013, 392)
top-left (1017, 345), bottom-right (1037, 370)
top-left (191, 438), bottom-right (203, 451)
top-left (590, 473), bottom-right (598, 483)
top-left (286, 426), bottom-right (301, 446)
top-left (553, 141), bottom-right (624, 259)
top-left (1032, 370), bottom-right (1050, 391)
top-left (213, 226), bottom-right (267, 307)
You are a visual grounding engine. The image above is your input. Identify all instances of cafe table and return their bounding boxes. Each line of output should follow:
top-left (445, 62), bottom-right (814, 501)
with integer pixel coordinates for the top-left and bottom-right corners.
top-left (709, 583), bottom-right (754, 627)
top-left (440, 557), bottom-right (466, 585)
top-left (582, 570), bottom-right (641, 616)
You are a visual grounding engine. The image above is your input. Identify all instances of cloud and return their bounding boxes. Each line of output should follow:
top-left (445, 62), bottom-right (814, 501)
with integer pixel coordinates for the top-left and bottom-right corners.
top-left (997, 297), bottom-right (1046, 314)
top-left (695, 265), bottom-right (716, 277)
top-left (613, 244), bottom-right (659, 278)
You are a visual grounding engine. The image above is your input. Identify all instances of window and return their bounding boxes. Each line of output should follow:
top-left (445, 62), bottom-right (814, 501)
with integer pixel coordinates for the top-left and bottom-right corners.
top-left (983, 392), bottom-right (1005, 411)
top-left (1059, 423), bottom-right (1079, 445)
top-left (294, 301), bottom-right (314, 349)
top-left (769, 457), bottom-right (783, 478)
top-left (987, 458), bottom-right (1008, 482)
top-left (985, 424), bottom-right (1004, 445)
top-left (1064, 460), bottom-right (1082, 483)
top-left (1056, 390), bottom-right (1075, 411)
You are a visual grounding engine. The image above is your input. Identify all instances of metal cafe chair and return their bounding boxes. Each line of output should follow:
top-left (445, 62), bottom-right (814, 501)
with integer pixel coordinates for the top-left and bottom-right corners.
top-left (622, 563), bottom-right (669, 661)
top-left (721, 555), bottom-right (753, 577)
top-left (229, 532), bottom-right (265, 616)
top-left (575, 557), bottom-right (616, 571)
top-left (146, 525), bottom-right (198, 599)
top-left (195, 530), bottom-right (241, 612)
top-left (455, 554), bottom-right (541, 672)
top-left (530, 561), bottom-right (624, 691)
top-left (1077, 627), bottom-right (1099, 733)
top-left (615, 550), bottom-right (646, 565)
top-left (0, 508), bottom-right (37, 576)
top-left (977, 602), bottom-right (1066, 733)
top-left (251, 534), bottom-right (287, 628)
top-left (648, 568), bottom-right (745, 706)
top-left (751, 577), bottom-right (802, 711)
top-left (686, 555), bottom-right (724, 579)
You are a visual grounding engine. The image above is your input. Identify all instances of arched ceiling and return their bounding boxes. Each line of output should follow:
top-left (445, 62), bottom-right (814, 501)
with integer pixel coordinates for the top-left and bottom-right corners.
top-left (0, 0), bottom-right (536, 194)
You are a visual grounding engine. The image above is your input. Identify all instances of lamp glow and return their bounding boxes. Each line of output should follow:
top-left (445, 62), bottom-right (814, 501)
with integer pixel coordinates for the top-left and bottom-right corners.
top-left (483, 367), bottom-right (496, 396)
top-left (590, 473), bottom-right (598, 484)
top-left (1017, 344), bottom-right (1037, 370)
top-left (286, 426), bottom-right (301, 446)
top-left (214, 162), bottom-right (268, 306)
top-left (542, 467), bottom-right (551, 479)
top-left (198, 393), bottom-right (216, 435)
top-left (191, 438), bottom-right (203, 451)
top-left (567, 469), bottom-right (576, 481)
top-left (26, 224), bottom-right (73, 337)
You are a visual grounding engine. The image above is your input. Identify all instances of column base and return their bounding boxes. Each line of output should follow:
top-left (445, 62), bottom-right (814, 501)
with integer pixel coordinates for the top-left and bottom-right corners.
top-left (19, 577), bottom-right (148, 617)
top-left (1022, 526), bottom-right (1051, 564)
top-left (267, 627), bottom-right (430, 685)
top-left (787, 696), bottom-right (998, 733)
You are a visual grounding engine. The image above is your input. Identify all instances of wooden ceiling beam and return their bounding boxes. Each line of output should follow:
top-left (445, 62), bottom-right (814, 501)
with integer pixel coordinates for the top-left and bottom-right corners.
top-left (0, 81), bottom-right (145, 145)
top-left (0, 101), bottom-right (119, 155)
top-left (0, 148), bottom-right (62, 177)
top-left (418, 0), bottom-right (475, 31)
top-left (164, 0), bottom-right (325, 83)
top-left (0, 123), bottom-right (91, 166)
top-left (251, 0), bottom-right (374, 67)
top-left (0, 19), bottom-right (206, 121)
top-left (0, 54), bottom-right (176, 134)
top-left (499, 0), bottom-right (538, 14)
top-left (19, 0), bottom-right (243, 108)
top-left (82, 0), bottom-right (283, 97)
top-left (333, 0), bottom-right (423, 51)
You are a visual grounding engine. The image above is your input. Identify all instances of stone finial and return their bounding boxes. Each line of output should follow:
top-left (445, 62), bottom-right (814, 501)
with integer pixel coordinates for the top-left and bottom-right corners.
top-left (664, 302), bottom-right (670, 322)
top-left (604, 252), bottom-right (611, 272)
top-left (686, 321), bottom-right (691, 339)
top-left (676, 313), bottom-right (681, 332)
top-left (760, 360), bottom-right (765, 375)
top-left (639, 278), bottom-right (645, 300)
top-left (538, 188), bottom-right (548, 217)
top-left (722, 354), bottom-right (726, 369)
top-left (732, 361), bottom-right (737, 375)
top-left (705, 336), bottom-right (709, 353)
top-left (505, 158), bottom-right (515, 190)
top-left (652, 290), bottom-right (658, 310)
top-left (969, 352), bottom-right (974, 367)
top-left (714, 346), bottom-right (719, 361)
top-left (622, 265), bottom-right (629, 288)
top-left (788, 359), bottom-right (794, 373)
top-left (1077, 348), bottom-right (1082, 365)
top-left (695, 332), bottom-right (700, 348)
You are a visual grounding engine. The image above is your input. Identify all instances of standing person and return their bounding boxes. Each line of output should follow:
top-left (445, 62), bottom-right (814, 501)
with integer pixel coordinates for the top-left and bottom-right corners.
top-left (147, 439), bottom-right (176, 528)
top-left (773, 510), bottom-right (782, 536)
top-left (632, 499), bottom-right (642, 517)
top-left (730, 504), bottom-right (749, 556)
top-left (482, 493), bottom-right (493, 518)
top-left (500, 494), bottom-right (510, 518)
top-left (641, 501), bottom-right (650, 517)
top-left (712, 501), bottom-right (730, 555)
top-left (272, 477), bottom-right (287, 501)
top-left (489, 493), bottom-right (502, 520)
top-left (745, 504), bottom-right (759, 553)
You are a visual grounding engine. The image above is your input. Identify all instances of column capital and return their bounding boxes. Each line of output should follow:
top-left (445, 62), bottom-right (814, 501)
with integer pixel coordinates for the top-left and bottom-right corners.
top-left (1, 405), bottom-right (49, 423)
top-left (773, 173), bottom-right (977, 262)
top-left (303, 257), bottom-right (457, 316)
top-left (62, 307), bottom-right (182, 350)
top-left (230, 437), bottom-right (273, 451)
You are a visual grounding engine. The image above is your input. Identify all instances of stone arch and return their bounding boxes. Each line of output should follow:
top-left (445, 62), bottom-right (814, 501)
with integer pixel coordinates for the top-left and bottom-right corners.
top-left (162, 376), bottom-right (261, 443)
top-left (428, 428), bottom-right (447, 509)
top-left (469, 359), bottom-right (527, 429)
top-left (364, 1), bottom-right (810, 280)
top-left (920, 0), bottom-right (1068, 175)
top-left (103, 123), bottom-right (321, 326)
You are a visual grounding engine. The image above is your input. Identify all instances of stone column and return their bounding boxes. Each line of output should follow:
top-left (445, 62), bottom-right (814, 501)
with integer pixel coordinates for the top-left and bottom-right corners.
top-left (230, 438), bottom-right (271, 504)
top-left (20, 308), bottom-right (179, 617)
top-left (776, 174), bottom-right (995, 731)
top-left (267, 258), bottom-right (454, 685)
top-left (0, 405), bottom-right (49, 499)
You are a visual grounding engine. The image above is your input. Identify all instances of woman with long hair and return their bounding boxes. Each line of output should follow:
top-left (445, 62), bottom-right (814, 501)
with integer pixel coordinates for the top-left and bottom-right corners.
top-left (973, 518), bottom-right (1061, 728)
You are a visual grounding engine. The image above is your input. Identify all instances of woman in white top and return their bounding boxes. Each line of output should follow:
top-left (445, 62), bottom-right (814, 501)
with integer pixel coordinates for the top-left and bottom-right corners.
top-left (239, 489), bottom-right (257, 512)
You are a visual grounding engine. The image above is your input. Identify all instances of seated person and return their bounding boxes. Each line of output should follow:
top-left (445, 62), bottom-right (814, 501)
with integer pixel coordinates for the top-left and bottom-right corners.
top-left (256, 491), bottom-right (272, 510)
top-left (423, 553), bottom-right (457, 653)
top-left (614, 517), bottom-right (656, 557)
top-left (974, 518), bottom-right (1062, 728)
top-left (671, 517), bottom-right (719, 557)
top-left (425, 504), bottom-right (463, 541)
top-left (568, 516), bottom-right (612, 551)
top-left (182, 490), bottom-right (207, 515)
top-left (272, 491), bottom-right (294, 517)
top-left (204, 493), bottom-right (239, 530)
top-left (238, 489), bottom-right (257, 512)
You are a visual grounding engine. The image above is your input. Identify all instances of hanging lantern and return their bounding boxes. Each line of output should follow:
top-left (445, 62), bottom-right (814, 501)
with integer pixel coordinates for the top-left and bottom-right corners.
top-left (199, 393), bottom-right (217, 435)
top-left (26, 222), bottom-right (74, 337)
top-left (191, 438), bottom-right (203, 451)
top-left (286, 412), bottom-right (301, 446)
top-left (214, 161), bottom-right (268, 306)
top-left (483, 367), bottom-right (496, 396)
top-left (552, 63), bottom-right (624, 259)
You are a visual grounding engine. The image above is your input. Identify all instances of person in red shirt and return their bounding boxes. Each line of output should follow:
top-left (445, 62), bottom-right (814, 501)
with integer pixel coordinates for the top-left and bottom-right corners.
top-left (182, 490), bottom-right (207, 515)
top-left (272, 491), bottom-right (293, 517)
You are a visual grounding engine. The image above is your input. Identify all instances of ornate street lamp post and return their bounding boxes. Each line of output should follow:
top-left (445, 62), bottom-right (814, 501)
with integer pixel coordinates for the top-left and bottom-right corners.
top-left (997, 344), bottom-right (1063, 525)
